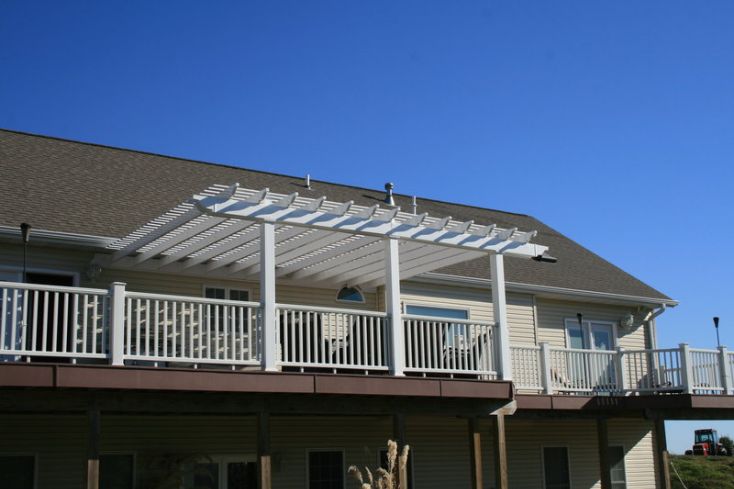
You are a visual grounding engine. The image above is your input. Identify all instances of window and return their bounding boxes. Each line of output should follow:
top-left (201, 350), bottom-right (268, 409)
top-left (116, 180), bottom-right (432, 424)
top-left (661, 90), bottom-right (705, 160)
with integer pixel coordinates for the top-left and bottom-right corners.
top-left (564, 319), bottom-right (615, 351)
top-left (204, 287), bottom-right (250, 302)
top-left (183, 456), bottom-right (257, 489)
top-left (308, 450), bottom-right (344, 489)
top-left (405, 305), bottom-right (470, 349)
top-left (543, 447), bottom-right (570, 489)
top-left (379, 448), bottom-right (413, 489)
top-left (100, 454), bottom-right (134, 489)
top-left (336, 286), bottom-right (364, 303)
top-left (0, 455), bottom-right (35, 489)
top-left (609, 446), bottom-right (627, 489)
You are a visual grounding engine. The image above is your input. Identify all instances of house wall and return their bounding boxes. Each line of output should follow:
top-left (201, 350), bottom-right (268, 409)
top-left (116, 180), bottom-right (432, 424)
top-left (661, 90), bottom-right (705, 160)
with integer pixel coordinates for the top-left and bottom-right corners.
top-left (0, 413), bottom-right (659, 489)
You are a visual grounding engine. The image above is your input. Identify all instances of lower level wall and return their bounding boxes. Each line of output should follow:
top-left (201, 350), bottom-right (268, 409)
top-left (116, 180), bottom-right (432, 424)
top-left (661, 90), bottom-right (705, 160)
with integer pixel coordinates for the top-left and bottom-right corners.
top-left (0, 413), bottom-right (658, 489)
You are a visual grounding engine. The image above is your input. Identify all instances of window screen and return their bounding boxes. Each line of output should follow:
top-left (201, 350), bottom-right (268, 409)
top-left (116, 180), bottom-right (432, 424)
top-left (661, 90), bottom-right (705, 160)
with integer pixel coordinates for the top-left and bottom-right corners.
top-left (543, 447), bottom-right (570, 489)
top-left (0, 455), bottom-right (35, 489)
top-left (308, 450), bottom-right (344, 489)
top-left (609, 446), bottom-right (627, 489)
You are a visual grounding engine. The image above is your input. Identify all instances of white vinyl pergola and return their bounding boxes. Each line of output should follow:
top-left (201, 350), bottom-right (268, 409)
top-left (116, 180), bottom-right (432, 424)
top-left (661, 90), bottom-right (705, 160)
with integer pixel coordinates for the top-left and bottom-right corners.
top-left (98, 183), bottom-right (549, 376)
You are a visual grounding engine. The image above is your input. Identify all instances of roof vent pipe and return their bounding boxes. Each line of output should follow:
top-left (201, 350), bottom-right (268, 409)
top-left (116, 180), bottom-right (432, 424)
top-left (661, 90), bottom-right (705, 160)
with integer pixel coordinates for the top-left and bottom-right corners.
top-left (305, 174), bottom-right (311, 189)
top-left (384, 182), bottom-right (396, 206)
top-left (411, 196), bottom-right (417, 215)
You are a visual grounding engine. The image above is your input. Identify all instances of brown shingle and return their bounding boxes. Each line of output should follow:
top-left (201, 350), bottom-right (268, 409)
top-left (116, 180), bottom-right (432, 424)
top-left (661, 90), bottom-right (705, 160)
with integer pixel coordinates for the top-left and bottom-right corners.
top-left (0, 129), bottom-right (670, 300)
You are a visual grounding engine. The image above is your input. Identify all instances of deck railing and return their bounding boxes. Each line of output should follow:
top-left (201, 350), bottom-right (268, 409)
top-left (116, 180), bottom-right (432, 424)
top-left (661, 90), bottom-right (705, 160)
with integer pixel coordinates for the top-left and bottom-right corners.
top-left (124, 292), bottom-right (261, 367)
top-left (402, 315), bottom-right (499, 379)
top-left (0, 281), bottom-right (109, 360)
top-left (276, 304), bottom-right (388, 371)
top-left (2, 280), bottom-right (734, 396)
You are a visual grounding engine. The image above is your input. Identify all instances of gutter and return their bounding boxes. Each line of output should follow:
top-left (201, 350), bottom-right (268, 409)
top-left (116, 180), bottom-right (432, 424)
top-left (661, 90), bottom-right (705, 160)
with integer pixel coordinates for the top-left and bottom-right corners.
top-left (415, 272), bottom-right (678, 308)
top-left (0, 225), bottom-right (117, 250)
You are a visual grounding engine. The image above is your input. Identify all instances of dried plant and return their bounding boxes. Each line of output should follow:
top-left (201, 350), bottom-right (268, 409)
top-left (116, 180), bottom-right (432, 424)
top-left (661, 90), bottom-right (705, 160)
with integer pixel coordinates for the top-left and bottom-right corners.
top-left (349, 440), bottom-right (410, 489)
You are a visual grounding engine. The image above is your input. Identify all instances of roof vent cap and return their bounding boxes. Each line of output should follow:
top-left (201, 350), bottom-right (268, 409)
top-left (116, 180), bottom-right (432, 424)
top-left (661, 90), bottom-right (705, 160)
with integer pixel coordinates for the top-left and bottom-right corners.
top-left (384, 182), bottom-right (396, 206)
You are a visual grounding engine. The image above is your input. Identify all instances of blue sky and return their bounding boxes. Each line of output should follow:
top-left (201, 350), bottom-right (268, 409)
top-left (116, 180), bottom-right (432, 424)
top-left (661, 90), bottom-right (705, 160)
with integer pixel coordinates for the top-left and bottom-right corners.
top-left (1, 1), bottom-right (733, 453)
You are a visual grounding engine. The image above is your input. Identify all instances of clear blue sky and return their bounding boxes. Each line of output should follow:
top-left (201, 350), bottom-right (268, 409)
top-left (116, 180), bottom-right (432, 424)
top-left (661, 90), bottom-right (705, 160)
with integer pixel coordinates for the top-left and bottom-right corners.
top-left (1, 1), bottom-right (732, 453)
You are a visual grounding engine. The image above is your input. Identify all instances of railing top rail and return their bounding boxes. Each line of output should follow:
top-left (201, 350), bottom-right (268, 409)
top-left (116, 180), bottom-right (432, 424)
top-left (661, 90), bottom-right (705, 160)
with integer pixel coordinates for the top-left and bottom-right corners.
top-left (0, 280), bottom-right (108, 295)
top-left (401, 314), bottom-right (495, 327)
top-left (548, 346), bottom-right (617, 355)
top-left (689, 348), bottom-right (720, 354)
top-left (276, 303), bottom-right (388, 317)
top-left (126, 291), bottom-right (260, 308)
top-left (622, 348), bottom-right (681, 355)
top-left (510, 344), bottom-right (542, 351)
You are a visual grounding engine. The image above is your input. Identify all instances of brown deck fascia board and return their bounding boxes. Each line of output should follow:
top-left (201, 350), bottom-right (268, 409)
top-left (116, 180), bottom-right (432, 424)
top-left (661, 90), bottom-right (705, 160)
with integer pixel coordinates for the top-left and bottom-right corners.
top-left (0, 363), bottom-right (512, 401)
top-left (516, 394), bottom-right (734, 414)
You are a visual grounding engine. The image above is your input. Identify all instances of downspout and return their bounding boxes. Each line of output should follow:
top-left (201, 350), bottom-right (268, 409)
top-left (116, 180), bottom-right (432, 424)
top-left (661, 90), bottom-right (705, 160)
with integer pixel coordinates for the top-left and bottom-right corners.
top-left (644, 305), bottom-right (667, 350)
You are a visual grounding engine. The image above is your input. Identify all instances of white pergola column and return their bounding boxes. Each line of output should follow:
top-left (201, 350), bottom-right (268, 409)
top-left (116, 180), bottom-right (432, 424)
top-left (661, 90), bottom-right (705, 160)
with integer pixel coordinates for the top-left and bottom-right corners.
top-left (260, 221), bottom-right (278, 371)
top-left (385, 238), bottom-right (405, 376)
top-left (490, 253), bottom-right (512, 381)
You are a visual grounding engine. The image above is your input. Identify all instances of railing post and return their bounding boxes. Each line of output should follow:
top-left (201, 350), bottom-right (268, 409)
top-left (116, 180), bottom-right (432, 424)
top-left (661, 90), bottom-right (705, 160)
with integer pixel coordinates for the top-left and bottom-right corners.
top-left (539, 343), bottom-right (554, 395)
top-left (108, 282), bottom-right (126, 366)
top-left (719, 346), bottom-right (732, 395)
top-left (679, 343), bottom-right (694, 394)
top-left (490, 253), bottom-right (512, 381)
top-left (615, 347), bottom-right (627, 394)
top-left (260, 221), bottom-right (278, 372)
top-left (384, 238), bottom-right (404, 376)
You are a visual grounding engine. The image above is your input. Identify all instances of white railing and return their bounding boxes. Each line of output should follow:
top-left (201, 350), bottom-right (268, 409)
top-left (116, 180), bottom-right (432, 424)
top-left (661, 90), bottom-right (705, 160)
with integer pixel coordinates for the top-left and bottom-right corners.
top-left (621, 348), bottom-right (684, 393)
top-left (0, 281), bottom-right (109, 360)
top-left (689, 348), bottom-right (724, 393)
top-left (276, 304), bottom-right (388, 371)
top-left (124, 292), bottom-right (260, 367)
top-left (511, 345), bottom-right (543, 391)
top-left (548, 347), bottom-right (619, 394)
top-left (402, 315), bottom-right (498, 378)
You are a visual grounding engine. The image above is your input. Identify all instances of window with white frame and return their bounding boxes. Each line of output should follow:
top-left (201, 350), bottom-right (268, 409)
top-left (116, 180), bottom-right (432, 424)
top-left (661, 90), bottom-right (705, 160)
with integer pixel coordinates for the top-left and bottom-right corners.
top-left (182, 455), bottom-right (257, 489)
top-left (609, 446), bottom-right (627, 489)
top-left (100, 453), bottom-right (134, 489)
top-left (405, 305), bottom-right (470, 348)
top-left (204, 287), bottom-right (250, 302)
top-left (307, 450), bottom-right (344, 489)
top-left (564, 318), bottom-right (615, 351)
top-left (0, 454), bottom-right (35, 489)
top-left (543, 446), bottom-right (570, 489)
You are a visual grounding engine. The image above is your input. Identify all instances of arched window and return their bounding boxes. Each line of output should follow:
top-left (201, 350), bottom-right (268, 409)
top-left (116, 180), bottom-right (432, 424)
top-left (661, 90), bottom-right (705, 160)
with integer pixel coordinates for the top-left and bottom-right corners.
top-left (336, 286), bottom-right (365, 303)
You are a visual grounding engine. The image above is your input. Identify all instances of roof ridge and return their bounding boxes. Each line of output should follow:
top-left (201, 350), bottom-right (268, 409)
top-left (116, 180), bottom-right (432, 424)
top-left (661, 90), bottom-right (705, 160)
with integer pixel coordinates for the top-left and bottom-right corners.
top-left (0, 127), bottom-right (531, 219)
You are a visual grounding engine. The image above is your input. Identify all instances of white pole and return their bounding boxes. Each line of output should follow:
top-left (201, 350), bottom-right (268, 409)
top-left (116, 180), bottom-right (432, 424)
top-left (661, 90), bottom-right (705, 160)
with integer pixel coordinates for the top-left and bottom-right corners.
top-left (384, 238), bottom-right (404, 376)
top-left (679, 343), bottom-right (694, 394)
top-left (109, 282), bottom-right (126, 366)
top-left (719, 346), bottom-right (732, 395)
top-left (490, 253), bottom-right (512, 381)
top-left (260, 221), bottom-right (278, 371)
top-left (539, 342), bottom-right (554, 395)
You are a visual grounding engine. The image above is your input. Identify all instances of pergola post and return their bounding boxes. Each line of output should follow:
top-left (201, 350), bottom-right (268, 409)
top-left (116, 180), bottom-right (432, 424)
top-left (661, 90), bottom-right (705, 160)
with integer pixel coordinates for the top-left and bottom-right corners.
top-left (490, 253), bottom-right (512, 381)
top-left (258, 411), bottom-right (272, 489)
top-left (597, 418), bottom-right (612, 489)
top-left (491, 414), bottom-right (508, 489)
top-left (260, 221), bottom-right (278, 372)
top-left (385, 238), bottom-right (404, 376)
top-left (468, 417), bottom-right (483, 489)
top-left (86, 408), bottom-right (101, 489)
top-left (654, 418), bottom-right (672, 489)
top-left (108, 282), bottom-right (126, 366)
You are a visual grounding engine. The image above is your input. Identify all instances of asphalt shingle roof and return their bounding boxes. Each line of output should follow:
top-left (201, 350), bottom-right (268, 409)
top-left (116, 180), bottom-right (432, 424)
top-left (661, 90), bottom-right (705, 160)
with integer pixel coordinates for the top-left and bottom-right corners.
top-left (0, 129), bottom-right (670, 301)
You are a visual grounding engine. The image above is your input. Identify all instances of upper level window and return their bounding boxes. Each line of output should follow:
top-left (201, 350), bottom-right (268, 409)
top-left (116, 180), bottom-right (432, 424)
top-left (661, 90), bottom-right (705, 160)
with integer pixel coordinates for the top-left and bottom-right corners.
top-left (204, 287), bottom-right (249, 302)
top-left (404, 305), bottom-right (468, 320)
top-left (564, 319), bottom-right (615, 351)
top-left (336, 286), bottom-right (364, 303)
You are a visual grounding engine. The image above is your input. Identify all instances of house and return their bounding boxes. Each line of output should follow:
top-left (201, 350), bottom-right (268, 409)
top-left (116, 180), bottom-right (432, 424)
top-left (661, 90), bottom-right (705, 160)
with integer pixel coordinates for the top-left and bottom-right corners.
top-left (0, 128), bottom-right (731, 489)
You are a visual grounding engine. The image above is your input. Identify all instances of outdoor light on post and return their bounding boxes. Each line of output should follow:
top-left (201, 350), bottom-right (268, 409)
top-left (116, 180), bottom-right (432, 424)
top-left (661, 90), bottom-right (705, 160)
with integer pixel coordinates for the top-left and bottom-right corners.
top-left (577, 313), bottom-right (583, 327)
top-left (714, 316), bottom-right (721, 349)
top-left (20, 222), bottom-right (31, 283)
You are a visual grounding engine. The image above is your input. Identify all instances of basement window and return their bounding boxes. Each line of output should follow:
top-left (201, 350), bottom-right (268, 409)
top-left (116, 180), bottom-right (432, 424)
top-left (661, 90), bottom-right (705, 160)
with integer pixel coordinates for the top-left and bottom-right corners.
top-left (609, 446), bottom-right (627, 489)
top-left (0, 455), bottom-right (35, 489)
top-left (307, 450), bottom-right (344, 489)
top-left (100, 454), bottom-right (134, 489)
top-left (543, 447), bottom-right (570, 489)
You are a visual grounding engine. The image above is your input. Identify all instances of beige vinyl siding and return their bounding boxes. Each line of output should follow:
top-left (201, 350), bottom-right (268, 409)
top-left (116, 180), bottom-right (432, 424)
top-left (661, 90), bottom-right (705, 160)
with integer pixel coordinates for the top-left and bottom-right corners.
top-left (608, 418), bottom-right (658, 489)
top-left (0, 414), bottom-right (87, 489)
top-left (536, 298), bottom-right (648, 350)
top-left (400, 282), bottom-right (537, 345)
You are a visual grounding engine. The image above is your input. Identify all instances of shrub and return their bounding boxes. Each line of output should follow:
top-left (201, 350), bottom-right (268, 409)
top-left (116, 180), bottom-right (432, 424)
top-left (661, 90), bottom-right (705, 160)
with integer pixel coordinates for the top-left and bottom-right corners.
top-left (348, 440), bottom-right (410, 489)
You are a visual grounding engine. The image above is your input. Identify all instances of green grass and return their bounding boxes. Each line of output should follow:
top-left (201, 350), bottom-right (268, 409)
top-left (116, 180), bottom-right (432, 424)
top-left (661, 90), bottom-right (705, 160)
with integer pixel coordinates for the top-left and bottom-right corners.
top-left (671, 455), bottom-right (734, 489)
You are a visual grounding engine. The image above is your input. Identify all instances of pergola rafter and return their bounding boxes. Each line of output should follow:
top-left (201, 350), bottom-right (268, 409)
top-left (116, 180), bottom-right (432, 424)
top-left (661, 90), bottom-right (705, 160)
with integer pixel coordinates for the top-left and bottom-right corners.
top-left (98, 184), bottom-right (548, 289)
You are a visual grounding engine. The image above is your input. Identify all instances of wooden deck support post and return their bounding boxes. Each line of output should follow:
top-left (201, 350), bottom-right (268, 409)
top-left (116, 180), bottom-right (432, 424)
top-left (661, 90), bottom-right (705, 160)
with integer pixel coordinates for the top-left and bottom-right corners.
top-left (468, 417), bottom-right (483, 489)
top-left (654, 418), bottom-right (672, 489)
top-left (597, 418), bottom-right (612, 489)
top-left (491, 414), bottom-right (508, 489)
top-left (86, 408), bottom-right (101, 489)
top-left (258, 411), bottom-right (272, 489)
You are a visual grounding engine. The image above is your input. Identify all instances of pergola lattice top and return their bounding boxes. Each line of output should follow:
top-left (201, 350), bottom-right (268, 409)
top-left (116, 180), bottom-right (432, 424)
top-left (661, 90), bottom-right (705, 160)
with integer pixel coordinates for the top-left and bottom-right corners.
top-left (102, 184), bottom-right (548, 288)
